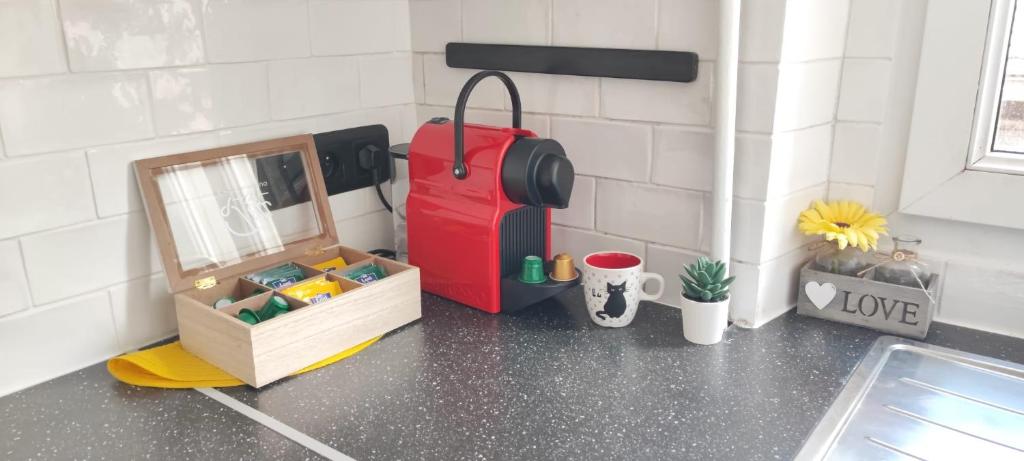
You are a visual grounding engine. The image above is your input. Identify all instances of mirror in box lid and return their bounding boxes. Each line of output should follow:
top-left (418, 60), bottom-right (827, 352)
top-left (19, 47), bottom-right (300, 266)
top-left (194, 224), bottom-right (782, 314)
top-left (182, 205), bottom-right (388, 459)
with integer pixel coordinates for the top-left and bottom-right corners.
top-left (135, 135), bottom-right (338, 292)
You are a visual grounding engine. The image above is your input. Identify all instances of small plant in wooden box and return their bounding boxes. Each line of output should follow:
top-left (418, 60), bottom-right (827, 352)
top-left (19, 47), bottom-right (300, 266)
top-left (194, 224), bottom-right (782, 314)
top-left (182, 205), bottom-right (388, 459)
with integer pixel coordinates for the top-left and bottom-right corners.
top-left (794, 200), bottom-right (939, 339)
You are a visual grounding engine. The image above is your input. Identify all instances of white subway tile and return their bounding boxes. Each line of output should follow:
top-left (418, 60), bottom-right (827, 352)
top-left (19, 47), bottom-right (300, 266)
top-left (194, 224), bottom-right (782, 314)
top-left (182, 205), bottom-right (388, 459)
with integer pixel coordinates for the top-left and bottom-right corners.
top-left (0, 73), bottom-right (153, 156)
top-left (0, 0), bottom-right (66, 77)
top-left (310, 0), bottom-right (411, 55)
top-left (217, 118), bottom-right (319, 145)
top-left (939, 262), bottom-right (1024, 338)
top-left (779, 0), bottom-right (849, 62)
top-left (830, 122), bottom-right (881, 185)
top-left (149, 63), bottom-right (269, 135)
top-left (552, 176), bottom-right (595, 229)
top-left (86, 133), bottom-right (223, 217)
top-left (751, 248), bottom-right (808, 325)
top-left (727, 197), bottom-right (766, 262)
top-left (21, 213), bottom-right (160, 304)
top-left (0, 292), bottom-right (120, 396)
top-left (413, 54), bottom-right (425, 104)
top-left (738, 0), bottom-right (786, 62)
top-left (766, 124), bottom-right (832, 199)
top-left (596, 180), bottom-right (703, 249)
top-left (60, 0), bottom-right (204, 71)
top-left (760, 184), bottom-right (824, 262)
top-left (550, 117), bottom-right (651, 182)
top-left (645, 244), bottom-right (704, 308)
top-left (737, 63), bottom-right (780, 133)
top-left (845, 0), bottom-right (899, 58)
top-left (336, 210), bottom-right (395, 251)
top-left (214, 106), bottom-right (405, 150)
top-left (727, 259), bottom-right (761, 327)
top-left (729, 248), bottom-right (808, 327)
top-left (730, 184), bottom-right (824, 264)
top-left (414, 104), bottom-right (454, 123)
top-left (409, 0), bottom-right (461, 53)
top-left (827, 182), bottom-right (874, 205)
top-left (774, 60), bottom-right (842, 131)
top-left (553, 0), bottom-right (656, 49)
top-left (202, 0), bottom-right (309, 63)
top-left (652, 126), bottom-right (771, 200)
top-left (313, 107), bottom-right (406, 143)
top-left (600, 62), bottom-right (712, 125)
top-left (652, 127), bottom-right (714, 192)
top-left (398, 104), bottom-right (419, 145)
top-left (838, 59), bottom-right (891, 122)
top-left (505, 73), bottom-right (598, 116)
top-left (422, 54), bottom-right (506, 109)
top-left (658, 0), bottom-right (716, 58)
top-left (551, 226), bottom-right (645, 262)
top-left (108, 274), bottom-right (176, 351)
top-left (0, 240), bottom-right (32, 316)
top-left (659, 0), bottom-right (787, 61)
top-left (269, 57), bottom-right (359, 120)
top-left (0, 152), bottom-right (95, 239)
top-left (463, 0), bottom-right (549, 45)
top-left (360, 54), bottom-right (416, 108)
top-left (415, 105), bottom-right (550, 137)
top-left (329, 186), bottom-right (386, 222)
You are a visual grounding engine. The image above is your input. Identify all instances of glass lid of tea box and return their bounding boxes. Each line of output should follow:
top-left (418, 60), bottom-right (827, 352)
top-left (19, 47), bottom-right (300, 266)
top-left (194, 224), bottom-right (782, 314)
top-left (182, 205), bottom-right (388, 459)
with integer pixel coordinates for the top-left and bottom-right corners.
top-left (134, 135), bottom-right (338, 292)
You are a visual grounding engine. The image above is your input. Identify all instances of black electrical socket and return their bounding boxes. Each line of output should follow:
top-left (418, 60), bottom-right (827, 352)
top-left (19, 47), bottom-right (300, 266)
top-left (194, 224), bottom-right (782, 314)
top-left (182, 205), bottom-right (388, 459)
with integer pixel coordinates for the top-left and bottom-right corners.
top-left (314, 125), bottom-right (391, 196)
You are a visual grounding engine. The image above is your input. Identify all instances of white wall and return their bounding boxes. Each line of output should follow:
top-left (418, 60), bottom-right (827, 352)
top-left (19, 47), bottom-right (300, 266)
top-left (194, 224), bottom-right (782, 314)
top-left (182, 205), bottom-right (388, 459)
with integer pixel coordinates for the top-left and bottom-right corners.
top-left (827, 0), bottom-right (1024, 338)
top-left (0, 0), bottom-right (416, 396)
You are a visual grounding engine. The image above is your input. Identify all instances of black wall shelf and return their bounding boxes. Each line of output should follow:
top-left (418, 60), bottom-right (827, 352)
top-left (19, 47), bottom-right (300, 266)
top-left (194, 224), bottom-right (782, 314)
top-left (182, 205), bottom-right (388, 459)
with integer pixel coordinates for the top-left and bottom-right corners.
top-left (445, 43), bottom-right (698, 83)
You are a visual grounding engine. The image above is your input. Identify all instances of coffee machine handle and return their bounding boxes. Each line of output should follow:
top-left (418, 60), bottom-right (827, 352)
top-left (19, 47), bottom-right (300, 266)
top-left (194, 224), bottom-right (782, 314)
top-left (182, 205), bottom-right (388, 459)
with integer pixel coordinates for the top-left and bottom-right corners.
top-left (453, 71), bottom-right (522, 179)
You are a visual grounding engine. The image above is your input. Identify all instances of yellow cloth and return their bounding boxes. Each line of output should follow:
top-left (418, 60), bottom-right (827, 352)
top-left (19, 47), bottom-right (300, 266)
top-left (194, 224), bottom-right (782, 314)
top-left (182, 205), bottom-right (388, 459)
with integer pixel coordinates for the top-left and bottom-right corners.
top-left (107, 337), bottom-right (379, 388)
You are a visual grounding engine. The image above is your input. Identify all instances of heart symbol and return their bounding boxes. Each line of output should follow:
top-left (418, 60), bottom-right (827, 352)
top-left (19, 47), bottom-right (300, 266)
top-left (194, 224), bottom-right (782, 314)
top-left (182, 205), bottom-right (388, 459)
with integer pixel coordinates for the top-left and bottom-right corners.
top-left (805, 282), bottom-right (837, 310)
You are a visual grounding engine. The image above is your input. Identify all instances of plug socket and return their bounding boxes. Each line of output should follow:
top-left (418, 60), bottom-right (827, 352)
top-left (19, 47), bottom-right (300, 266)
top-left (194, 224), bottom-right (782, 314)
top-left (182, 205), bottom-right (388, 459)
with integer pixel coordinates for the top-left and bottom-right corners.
top-left (314, 125), bottom-right (391, 196)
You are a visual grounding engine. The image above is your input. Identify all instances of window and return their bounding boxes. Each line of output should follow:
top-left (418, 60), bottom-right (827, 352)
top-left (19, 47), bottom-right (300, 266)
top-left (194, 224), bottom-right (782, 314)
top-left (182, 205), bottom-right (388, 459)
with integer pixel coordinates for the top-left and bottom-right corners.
top-left (901, 0), bottom-right (1024, 230)
top-left (969, 0), bottom-right (1024, 174)
top-left (993, 3), bottom-right (1024, 153)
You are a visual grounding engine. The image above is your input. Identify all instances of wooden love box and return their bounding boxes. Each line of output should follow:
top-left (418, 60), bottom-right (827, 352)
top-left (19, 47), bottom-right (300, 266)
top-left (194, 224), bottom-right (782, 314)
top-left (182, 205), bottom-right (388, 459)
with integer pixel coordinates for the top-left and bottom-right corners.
top-left (135, 134), bottom-right (421, 387)
top-left (796, 262), bottom-right (938, 339)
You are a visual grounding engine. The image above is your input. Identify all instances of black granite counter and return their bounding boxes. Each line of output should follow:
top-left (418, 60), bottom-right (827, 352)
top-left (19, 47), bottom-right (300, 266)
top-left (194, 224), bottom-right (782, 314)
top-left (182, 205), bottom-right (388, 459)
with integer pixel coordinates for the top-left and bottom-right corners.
top-left (2, 287), bottom-right (1022, 460)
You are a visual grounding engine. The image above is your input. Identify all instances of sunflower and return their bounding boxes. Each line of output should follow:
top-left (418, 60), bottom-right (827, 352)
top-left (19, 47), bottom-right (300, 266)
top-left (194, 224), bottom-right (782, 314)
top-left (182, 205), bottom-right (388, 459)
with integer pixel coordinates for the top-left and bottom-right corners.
top-left (798, 200), bottom-right (887, 251)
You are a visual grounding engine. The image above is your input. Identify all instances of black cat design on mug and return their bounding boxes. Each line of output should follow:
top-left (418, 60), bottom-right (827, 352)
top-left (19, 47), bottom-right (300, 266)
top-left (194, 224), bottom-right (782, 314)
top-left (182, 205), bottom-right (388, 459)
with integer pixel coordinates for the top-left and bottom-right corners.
top-left (595, 281), bottom-right (628, 319)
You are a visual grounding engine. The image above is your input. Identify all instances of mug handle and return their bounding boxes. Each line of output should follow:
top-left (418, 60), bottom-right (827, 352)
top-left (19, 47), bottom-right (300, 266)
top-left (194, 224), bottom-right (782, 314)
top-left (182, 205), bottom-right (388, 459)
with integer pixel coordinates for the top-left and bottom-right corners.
top-left (638, 272), bottom-right (665, 301)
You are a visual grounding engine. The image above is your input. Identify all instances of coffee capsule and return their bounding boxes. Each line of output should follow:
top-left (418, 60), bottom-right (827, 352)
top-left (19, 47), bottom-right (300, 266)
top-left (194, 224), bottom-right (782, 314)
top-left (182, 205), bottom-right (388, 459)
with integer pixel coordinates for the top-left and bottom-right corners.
top-left (519, 255), bottom-right (547, 284)
top-left (237, 308), bottom-right (260, 325)
top-left (259, 295), bottom-right (290, 320)
top-left (550, 253), bottom-right (578, 282)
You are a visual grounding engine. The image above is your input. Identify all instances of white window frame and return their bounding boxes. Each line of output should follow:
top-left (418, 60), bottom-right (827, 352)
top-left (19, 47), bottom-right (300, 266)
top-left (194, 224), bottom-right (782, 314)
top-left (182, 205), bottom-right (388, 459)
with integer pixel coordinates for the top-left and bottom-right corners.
top-left (969, 0), bottom-right (1024, 174)
top-left (901, 0), bottom-right (1024, 229)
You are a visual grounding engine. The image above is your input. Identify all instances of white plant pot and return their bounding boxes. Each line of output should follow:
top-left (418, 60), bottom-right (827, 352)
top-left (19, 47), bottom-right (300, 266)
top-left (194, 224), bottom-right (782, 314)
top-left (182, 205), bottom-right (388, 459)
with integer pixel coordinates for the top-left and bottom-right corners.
top-left (680, 295), bottom-right (730, 345)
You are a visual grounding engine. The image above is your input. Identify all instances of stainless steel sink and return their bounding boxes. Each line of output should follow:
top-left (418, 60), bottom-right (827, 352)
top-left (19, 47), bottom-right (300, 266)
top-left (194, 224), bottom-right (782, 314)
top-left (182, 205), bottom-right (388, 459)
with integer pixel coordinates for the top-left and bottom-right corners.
top-left (796, 336), bottom-right (1024, 461)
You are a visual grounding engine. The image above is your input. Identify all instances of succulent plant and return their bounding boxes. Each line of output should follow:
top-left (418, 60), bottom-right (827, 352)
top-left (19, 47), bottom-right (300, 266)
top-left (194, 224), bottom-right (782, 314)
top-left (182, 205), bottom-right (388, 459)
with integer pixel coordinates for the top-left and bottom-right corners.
top-left (680, 257), bottom-right (734, 303)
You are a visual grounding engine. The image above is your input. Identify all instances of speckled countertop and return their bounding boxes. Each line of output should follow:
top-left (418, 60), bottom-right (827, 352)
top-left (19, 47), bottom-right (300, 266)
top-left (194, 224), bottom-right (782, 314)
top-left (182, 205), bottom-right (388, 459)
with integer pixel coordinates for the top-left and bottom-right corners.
top-left (2, 287), bottom-right (1022, 460)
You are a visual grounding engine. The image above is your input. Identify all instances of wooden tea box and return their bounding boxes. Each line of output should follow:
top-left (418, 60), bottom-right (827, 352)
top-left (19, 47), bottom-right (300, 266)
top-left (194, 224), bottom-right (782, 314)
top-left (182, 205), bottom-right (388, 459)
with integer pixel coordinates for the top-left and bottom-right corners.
top-left (134, 134), bottom-right (421, 387)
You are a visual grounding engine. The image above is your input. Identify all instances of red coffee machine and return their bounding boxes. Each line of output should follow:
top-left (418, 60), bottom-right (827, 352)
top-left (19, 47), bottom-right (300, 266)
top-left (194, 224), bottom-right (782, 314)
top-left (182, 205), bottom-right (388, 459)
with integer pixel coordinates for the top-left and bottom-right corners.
top-left (406, 71), bottom-right (578, 314)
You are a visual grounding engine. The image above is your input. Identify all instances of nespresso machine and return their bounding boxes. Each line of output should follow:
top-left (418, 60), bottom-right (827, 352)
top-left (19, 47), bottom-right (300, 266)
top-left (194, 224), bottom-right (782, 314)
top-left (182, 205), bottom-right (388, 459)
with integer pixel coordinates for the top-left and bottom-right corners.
top-left (406, 71), bottom-right (578, 314)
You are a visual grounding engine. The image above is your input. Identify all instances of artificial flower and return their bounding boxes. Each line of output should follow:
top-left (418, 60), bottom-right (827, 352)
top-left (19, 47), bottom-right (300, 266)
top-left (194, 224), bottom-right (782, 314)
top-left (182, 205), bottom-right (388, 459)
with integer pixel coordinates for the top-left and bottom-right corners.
top-left (798, 200), bottom-right (888, 251)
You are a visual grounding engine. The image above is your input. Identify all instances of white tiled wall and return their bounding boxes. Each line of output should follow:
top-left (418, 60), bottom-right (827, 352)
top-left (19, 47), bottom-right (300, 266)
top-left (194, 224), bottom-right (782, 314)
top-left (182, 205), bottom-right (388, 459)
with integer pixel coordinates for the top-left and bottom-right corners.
top-left (410, 0), bottom-right (844, 328)
top-left (0, 0), bottom-right (415, 396)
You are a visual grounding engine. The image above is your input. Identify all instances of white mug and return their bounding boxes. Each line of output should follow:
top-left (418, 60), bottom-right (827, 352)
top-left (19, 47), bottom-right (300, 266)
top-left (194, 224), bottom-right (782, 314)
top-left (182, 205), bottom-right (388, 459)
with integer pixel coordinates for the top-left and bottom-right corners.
top-left (582, 252), bottom-right (665, 327)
